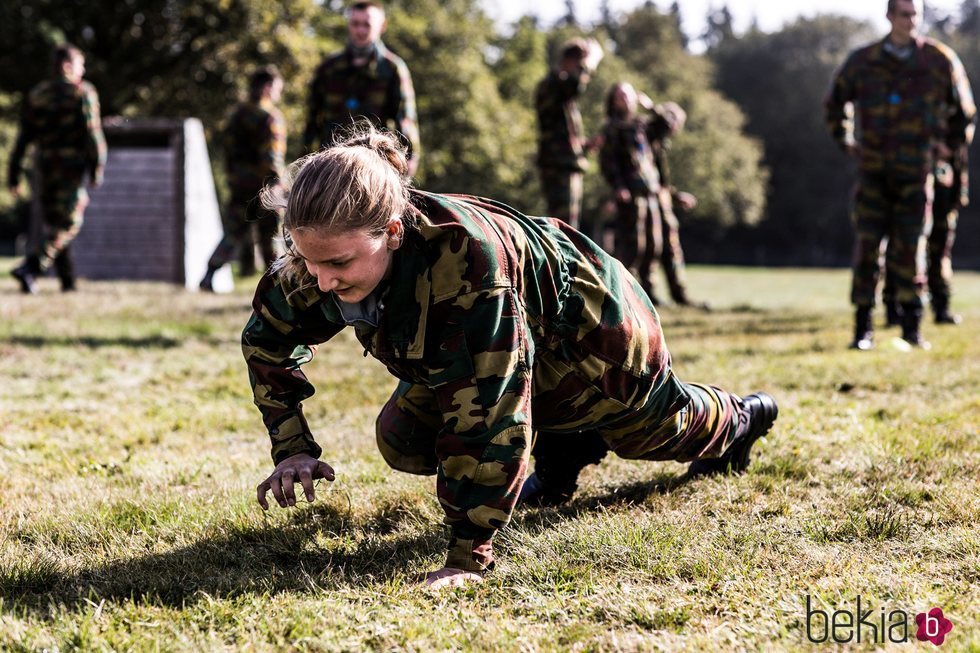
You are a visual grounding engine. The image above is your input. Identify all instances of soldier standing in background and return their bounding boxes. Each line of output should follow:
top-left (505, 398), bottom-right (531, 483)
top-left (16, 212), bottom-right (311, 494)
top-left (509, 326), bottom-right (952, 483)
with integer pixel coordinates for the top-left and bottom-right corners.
top-left (649, 100), bottom-right (709, 309)
top-left (8, 44), bottom-right (106, 294)
top-left (599, 82), bottom-right (680, 305)
top-left (200, 66), bottom-right (286, 291)
top-left (883, 141), bottom-right (973, 326)
top-left (534, 37), bottom-right (603, 229)
top-left (303, 0), bottom-right (420, 175)
top-left (825, 0), bottom-right (975, 350)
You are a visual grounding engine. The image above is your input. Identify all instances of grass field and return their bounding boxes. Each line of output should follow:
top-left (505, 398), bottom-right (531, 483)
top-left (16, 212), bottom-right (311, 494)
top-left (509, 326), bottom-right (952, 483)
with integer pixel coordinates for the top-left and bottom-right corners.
top-left (1, 259), bottom-right (978, 651)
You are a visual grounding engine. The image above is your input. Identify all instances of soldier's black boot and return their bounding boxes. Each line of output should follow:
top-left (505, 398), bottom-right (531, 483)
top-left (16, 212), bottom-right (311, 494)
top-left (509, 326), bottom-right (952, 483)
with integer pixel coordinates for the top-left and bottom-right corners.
top-left (884, 298), bottom-right (903, 327)
top-left (687, 392), bottom-right (778, 478)
top-left (850, 306), bottom-right (874, 350)
top-left (11, 255), bottom-right (41, 294)
top-left (53, 249), bottom-right (76, 292)
top-left (900, 303), bottom-right (931, 349)
top-left (519, 431), bottom-right (610, 507)
top-left (199, 266), bottom-right (218, 292)
top-left (932, 296), bottom-right (962, 325)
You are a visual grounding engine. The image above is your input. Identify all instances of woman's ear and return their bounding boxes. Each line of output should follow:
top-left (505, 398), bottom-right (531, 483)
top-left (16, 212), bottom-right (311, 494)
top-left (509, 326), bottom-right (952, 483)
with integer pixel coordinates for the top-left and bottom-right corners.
top-left (386, 217), bottom-right (404, 249)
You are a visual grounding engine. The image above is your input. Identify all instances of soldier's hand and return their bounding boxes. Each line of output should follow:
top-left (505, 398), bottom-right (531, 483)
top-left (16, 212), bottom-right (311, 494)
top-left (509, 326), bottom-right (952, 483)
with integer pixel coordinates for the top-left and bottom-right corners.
top-left (675, 191), bottom-right (698, 212)
top-left (257, 452), bottom-right (335, 510)
top-left (8, 185), bottom-right (20, 199)
top-left (422, 566), bottom-right (484, 590)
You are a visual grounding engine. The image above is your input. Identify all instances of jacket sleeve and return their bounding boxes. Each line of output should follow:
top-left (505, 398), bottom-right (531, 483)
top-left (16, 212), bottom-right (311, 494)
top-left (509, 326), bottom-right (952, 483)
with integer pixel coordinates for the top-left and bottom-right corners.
top-left (824, 53), bottom-right (858, 152)
top-left (242, 272), bottom-right (345, 465)
top-left (7, 95), bottom-right (36, 188)
top-left (427, 286), bottom-right (534, 573)
top-left (392, 59), bottom-right (421, 166)
top-left (599, 126), bottom-right (628, 193)
top-left (302, 66), bottom-right (324, 154)
top-left (81, 83), bottom-right (107, 184)
top-left (943, 49), bottom-right (977, 151)
top-left (259, 111), bottom-right (287, 183)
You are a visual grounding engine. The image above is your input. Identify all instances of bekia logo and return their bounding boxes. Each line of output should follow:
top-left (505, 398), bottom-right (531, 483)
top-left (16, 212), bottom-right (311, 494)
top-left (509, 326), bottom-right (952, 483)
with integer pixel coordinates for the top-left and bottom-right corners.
top-left (804, 595), bottom-right (954, 645)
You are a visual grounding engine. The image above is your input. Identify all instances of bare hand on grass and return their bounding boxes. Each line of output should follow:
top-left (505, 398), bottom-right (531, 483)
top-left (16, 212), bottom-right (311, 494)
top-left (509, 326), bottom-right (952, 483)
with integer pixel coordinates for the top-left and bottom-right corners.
top-left (423, 567), bottom-right (484, 590)
top-left (257, 452), bottom-right (335, 510)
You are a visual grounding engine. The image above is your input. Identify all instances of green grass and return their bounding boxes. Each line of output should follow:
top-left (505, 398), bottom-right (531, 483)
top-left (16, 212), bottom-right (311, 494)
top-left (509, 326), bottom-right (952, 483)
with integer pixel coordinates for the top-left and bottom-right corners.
top-left (1, 259), bottom-right (979, 651)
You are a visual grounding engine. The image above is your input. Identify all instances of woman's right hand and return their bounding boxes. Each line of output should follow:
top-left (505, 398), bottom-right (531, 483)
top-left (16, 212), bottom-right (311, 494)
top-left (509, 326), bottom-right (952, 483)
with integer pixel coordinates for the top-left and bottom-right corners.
top-left (256, 453), bottom-right (335, 510)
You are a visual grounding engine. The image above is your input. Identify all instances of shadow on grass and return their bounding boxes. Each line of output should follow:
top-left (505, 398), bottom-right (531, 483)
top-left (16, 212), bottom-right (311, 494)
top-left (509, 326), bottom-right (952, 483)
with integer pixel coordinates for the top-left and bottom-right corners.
top-left (0, 502), bottom-right (445, 615)
top-left (513, 470), bottom-right (695, 531)
top-left (3, 334), bottom-right (181, 349)
top-left (3, 471), bottom-right (712, 616)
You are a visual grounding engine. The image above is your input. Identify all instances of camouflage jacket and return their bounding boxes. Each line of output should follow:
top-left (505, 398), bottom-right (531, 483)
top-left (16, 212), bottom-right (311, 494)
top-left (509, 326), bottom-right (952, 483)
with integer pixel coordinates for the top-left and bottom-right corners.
top-left (599, 111), bottom-right (672, 199)
top-left (8, 74), bottom-right (107, 188)
top-left (223, 99), bottom-right (286, 192)
top-left (825, 36), bottom-right (976, 180)
top-left (535, 70), bottom-right (588, 172)
top-left (302, 41), bottom-right (419, 162)
top-left (243, 191), bottom-right (683, 571)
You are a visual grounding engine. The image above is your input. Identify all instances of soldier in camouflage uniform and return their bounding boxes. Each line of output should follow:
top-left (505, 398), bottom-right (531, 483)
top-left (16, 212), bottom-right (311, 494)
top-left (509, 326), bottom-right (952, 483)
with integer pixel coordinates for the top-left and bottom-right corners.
top-left (8, 44), bottom-right (107, 294)
top-left (534, 38), bottom-right (604, 229)
top-left (825, 0), bottom-right (976, 349)
top-left (883, 142), bottom-right (972, 325)
top-left (302, 1), bottom-right (419, 175)
top-left (599, 82), bottom-right (680, 304)
top-left (244, 127), bottom-right (778, 589)
top-left (200, 66), bottom-right (287, 290)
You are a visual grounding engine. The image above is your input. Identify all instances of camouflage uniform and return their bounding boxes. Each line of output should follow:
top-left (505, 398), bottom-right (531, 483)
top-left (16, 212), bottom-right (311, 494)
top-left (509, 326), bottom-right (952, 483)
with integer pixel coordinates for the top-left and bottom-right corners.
top-left (302, 42), bottom-right (419, 163)
top-left (882, 146), bottom-right (971, 321)
top-left (599, 110), bottom-right (673, 302)
top-left (8, 72), bottom-right (107, 286)
top-left (825, 37), bottom-right (976, 316)
top-left (206, 99), bottom-right (287, 276)
top-left (651, 131), bottom-right (693, 304)
top-left (243, 191), bottom-right (750, 573)
top-left (535, 70), bottom-right (589, 228)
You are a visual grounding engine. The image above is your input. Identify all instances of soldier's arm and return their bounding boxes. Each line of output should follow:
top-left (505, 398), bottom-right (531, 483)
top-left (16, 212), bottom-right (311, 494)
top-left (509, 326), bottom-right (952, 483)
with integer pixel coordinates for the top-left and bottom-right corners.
top-left (260, 111), bottom-right (287, 184)
top-left (242, 272), bottom-right (345, 466)
top-left (426, 286), bottom-right (534, 575)
top-left (7, 95), bottom-right (36, 191)
top-left (943, 49), bottom-right (977, 151)
top-left (824, 54), bottom-right (858, 152)
top-left (302, 66), bottom-right (324, 154)
top-left (81, 84), bottom-right (107, 186)
top-left (393, 60), bottom-right (421, 174)
top-left (598, 128), bottom-right (629, 200)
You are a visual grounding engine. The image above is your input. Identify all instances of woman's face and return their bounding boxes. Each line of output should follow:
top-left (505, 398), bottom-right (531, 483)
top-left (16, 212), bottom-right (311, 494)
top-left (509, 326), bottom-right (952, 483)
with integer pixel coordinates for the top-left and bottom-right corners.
top-left (612, 84), bottom-right (637, 115)
top-left (289, 223), bottom-right (400, 303)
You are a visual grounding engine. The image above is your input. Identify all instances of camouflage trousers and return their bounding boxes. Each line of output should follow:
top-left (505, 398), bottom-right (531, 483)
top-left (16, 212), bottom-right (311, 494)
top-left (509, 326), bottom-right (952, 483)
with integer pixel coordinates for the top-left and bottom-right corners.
top-left (657, 189), bottom-right (690, 303)
top-left (207, 187), bottom-right (280, 275)
top-left (375, 373), bottom-right (742, 482)
top-left (850, 173), bottom-right (931, 308)
top-left (539, 167), bottom-right (583, 229)
top-left (612, 193), bottom-right (659, 300)
top-left (30, 167), bottom-right (89, 273)
top-left (882, 169), bottom-right (959, 305)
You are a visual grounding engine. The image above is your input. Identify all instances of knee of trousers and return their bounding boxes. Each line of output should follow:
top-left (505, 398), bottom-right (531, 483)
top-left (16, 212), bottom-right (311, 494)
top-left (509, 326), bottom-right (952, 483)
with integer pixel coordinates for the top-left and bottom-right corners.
top-left (374, 408), bottom-right (438, 476)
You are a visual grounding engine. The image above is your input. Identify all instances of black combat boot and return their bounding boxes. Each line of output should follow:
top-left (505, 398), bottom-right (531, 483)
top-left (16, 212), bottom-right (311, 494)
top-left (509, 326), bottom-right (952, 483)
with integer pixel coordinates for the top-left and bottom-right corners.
top-left (199, 267), bottom-right (217, 292)
top-left (687, 392), bottom-right (779, 478)
top-left (519, 431), bottom-right (610, 507)
top-left (900, 303), bottom-right (931, 349)
top-left (932, 296), bottom-right (962, 325)
top-left (850, 306), bottom-right (874, 350)
top-left (11, 254), bottom-right (41, 294)
top-left (884, 298), bottom-right (903, 327)
top-left (53, 249), bottom-right (76, 292)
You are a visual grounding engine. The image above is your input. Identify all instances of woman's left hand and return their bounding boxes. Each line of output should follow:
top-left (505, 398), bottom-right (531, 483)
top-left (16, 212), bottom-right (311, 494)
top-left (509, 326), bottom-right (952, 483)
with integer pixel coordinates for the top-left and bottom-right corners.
top-left (423, 567), bottom-right (484, 590)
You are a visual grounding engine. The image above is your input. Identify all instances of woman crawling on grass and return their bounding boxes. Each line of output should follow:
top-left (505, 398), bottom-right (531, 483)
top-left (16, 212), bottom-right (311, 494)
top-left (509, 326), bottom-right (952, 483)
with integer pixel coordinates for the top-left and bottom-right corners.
top-left (244, 126), bottom-right (778, 589)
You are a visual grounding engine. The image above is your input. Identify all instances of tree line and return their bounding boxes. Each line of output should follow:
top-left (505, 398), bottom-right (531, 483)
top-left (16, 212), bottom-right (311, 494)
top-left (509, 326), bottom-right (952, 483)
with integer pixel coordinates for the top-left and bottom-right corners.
top-left (0, 0), bottom-right (977, 267)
